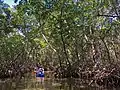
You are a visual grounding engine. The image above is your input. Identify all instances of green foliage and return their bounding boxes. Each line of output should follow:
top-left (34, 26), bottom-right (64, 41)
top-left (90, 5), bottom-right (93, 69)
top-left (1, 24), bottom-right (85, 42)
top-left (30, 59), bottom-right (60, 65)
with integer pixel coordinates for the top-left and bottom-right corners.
top-left (0, 0), bottom-right (120, 78)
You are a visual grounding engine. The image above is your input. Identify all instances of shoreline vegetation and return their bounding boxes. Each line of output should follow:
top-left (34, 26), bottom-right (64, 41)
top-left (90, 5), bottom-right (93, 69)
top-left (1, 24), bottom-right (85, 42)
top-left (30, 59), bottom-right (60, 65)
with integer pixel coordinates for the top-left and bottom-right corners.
top-left (1, 62), bottom-right (120, 88)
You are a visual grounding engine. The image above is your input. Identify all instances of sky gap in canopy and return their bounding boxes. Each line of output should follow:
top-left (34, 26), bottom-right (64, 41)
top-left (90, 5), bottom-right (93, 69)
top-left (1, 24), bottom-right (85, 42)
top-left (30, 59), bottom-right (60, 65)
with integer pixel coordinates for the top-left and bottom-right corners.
top-left (4, 0), bottom-right (19, 7)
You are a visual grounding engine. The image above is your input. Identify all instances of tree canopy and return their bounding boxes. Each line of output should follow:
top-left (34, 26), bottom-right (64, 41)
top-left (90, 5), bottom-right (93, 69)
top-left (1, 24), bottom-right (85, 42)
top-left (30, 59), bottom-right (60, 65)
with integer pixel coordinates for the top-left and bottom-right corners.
top-left (0, 0), bottom-right (120, 79)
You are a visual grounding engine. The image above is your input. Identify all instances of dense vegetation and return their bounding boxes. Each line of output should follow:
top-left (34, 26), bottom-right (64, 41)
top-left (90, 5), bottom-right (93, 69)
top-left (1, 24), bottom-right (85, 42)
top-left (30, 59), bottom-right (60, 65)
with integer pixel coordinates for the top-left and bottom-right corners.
top-left (1, 0), bottom-right (120, 87)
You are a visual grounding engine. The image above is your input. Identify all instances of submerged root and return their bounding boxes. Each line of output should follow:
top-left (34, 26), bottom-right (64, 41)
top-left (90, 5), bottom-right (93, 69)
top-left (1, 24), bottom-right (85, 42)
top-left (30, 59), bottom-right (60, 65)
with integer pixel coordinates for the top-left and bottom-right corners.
top-left (55, 63), bottom-right (120, 88)
top-left (88, 64), bottom-right (120, 88)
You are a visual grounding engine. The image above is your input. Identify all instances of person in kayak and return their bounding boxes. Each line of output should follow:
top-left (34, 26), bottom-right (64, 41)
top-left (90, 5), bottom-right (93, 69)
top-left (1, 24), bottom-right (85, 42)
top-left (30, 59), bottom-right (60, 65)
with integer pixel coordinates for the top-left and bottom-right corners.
top-left (36, 67), bottom-right (45, 82)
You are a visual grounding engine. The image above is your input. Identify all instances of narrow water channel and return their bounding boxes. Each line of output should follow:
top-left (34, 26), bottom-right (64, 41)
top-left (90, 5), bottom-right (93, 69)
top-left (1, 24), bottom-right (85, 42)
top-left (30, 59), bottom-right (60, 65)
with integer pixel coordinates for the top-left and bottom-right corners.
top-left (0, 75), bottom-right (117, 90)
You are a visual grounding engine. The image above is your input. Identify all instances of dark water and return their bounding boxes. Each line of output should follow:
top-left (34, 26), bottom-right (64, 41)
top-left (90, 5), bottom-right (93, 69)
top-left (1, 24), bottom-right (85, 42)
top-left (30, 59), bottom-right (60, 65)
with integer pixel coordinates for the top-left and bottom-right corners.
top-left (0, 75), bottom-right (118, 90)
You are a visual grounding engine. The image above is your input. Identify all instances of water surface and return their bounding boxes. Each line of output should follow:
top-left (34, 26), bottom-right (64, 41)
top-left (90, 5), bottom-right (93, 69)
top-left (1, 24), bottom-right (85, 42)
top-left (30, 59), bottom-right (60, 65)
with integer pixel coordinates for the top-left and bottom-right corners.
top-left (0, 75), bottom-right (117, 90)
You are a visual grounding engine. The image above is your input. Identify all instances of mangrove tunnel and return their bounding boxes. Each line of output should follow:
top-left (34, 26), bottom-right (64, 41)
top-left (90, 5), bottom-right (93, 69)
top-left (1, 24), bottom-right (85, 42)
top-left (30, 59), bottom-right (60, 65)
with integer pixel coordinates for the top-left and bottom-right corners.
top-left (1, 0), bottom-right (120, 89)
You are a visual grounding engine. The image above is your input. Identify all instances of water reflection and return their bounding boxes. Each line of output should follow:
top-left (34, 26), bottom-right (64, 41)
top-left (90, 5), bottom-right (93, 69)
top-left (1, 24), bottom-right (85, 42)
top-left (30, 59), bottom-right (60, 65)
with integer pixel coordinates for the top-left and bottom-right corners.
top-left (0, 76), bottom-right (115, 90)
